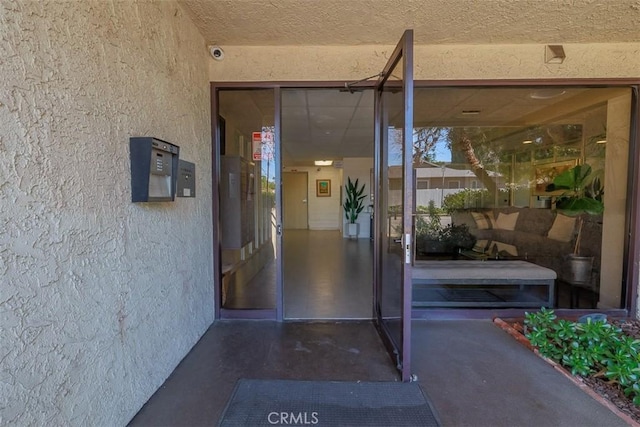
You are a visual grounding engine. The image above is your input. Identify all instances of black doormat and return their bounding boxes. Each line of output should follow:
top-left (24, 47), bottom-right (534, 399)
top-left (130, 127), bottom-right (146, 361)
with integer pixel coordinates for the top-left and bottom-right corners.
top-left (218, 379), bottom-right (440, 427)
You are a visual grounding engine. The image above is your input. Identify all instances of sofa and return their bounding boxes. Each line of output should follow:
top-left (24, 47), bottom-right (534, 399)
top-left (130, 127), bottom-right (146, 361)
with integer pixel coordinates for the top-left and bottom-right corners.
top-left (451, 207), bottom-right (602, 283)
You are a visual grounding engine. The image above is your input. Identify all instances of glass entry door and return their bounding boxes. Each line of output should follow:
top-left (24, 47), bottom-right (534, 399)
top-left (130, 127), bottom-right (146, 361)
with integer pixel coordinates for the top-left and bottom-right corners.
top-left (216, 89), bottom-right (280, 318)
top-left (374, 30), bottom-right (414, 381)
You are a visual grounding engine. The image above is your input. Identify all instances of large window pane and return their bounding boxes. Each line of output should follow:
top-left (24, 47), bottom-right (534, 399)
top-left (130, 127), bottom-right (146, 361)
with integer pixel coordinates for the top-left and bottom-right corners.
top-left (412, 87), bottom-right (632, 310)
top-left (219, 89), bottom-right (276, 309)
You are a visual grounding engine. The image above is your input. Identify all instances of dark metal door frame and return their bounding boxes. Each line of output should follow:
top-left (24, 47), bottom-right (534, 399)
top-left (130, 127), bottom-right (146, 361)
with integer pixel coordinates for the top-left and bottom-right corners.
top-left (373, 29), bottom-right (414, 382)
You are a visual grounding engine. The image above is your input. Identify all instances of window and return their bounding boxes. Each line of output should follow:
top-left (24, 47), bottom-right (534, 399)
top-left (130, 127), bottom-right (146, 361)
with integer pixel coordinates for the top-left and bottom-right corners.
top-left (411, 85), bottom-right (635, 310)
top-left (416, 179), bottom-right (429, 189)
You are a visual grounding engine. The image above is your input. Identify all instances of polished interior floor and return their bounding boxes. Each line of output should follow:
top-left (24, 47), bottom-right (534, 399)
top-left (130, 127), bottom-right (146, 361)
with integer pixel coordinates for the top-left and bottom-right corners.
top-left (224, 245), bottom-right (276, 309)
top-left (129, 320), bottom-right (628, 427)
top-left (224, 230), bottom-right (374, 319)
top-left (224, 228), bottom-right (598, 317)
top-left (284, 230), bottom-right (373, 319)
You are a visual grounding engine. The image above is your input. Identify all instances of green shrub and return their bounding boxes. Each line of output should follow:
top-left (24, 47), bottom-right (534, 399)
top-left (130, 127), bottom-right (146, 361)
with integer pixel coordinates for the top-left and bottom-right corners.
top-left (442, 188), bottom-right (490, 214)
top-left (415, 201), bottom-right (444, 239)
top-left (524, 308), bottom-right (640, 405)
top-left (414, 201), bottom-right (476, 254)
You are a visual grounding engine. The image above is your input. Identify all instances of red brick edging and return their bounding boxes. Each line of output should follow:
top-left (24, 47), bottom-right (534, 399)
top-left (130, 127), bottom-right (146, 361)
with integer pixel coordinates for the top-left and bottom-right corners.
top-left (493, 317), bottom-right (640, 427)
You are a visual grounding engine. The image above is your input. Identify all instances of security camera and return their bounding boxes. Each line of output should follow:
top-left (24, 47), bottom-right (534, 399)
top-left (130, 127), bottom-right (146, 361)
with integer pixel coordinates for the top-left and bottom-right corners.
top-left (209, 46), bottom-right (224, 61)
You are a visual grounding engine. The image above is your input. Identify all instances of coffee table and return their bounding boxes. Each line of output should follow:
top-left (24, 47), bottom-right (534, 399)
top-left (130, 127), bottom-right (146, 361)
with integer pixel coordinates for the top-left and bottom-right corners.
top-left (412, 260), bottom-right (556, 308)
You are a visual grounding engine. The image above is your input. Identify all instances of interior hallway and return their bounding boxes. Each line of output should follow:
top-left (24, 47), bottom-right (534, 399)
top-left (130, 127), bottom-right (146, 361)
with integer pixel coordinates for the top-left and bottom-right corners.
top-left (129, 320), bottom-right (627, 427)
top-left (224, 230), bottom-right (373, 319)
top-left (284, 230), bottom-right (372, 319)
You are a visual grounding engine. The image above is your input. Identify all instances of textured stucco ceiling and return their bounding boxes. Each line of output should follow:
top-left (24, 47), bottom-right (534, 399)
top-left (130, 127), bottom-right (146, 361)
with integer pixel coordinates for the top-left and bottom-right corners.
top-left (195, 0), bottom-right (639, 166)
top-left (180, 0), bottom-right (640, 46)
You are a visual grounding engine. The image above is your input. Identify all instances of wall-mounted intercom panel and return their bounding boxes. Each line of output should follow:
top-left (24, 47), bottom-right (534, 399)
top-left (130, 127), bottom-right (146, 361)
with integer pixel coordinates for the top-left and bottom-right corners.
top-left (130, 137), bottom-right (179, 202)
top-left (177, 160), bottom-right (196, 198)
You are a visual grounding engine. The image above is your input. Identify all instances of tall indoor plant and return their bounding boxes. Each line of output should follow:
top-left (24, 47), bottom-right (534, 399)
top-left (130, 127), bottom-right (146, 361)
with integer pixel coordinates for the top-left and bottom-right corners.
top-left (546, 163), bottom-right (604, 283)
top-left (343, 177), bottom-right (366, 238)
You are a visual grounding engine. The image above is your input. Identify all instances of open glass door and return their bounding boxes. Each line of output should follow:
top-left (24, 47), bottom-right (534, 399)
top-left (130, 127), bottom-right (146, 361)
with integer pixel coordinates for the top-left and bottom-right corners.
top-left (374, 30), bottom-right (414, 381)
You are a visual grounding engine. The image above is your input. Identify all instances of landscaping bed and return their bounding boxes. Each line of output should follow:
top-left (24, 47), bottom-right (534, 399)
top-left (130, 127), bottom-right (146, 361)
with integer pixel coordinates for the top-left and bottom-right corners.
top-left (495, 314), bottom-right (640, 424)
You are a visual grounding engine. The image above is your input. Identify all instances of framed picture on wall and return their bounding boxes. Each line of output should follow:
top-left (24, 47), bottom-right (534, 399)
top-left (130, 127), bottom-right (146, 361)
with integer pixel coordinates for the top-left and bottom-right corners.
top-left (532, 160), bottom-right (577, 195)
top-left (316, 179), bottom-right (331, 197)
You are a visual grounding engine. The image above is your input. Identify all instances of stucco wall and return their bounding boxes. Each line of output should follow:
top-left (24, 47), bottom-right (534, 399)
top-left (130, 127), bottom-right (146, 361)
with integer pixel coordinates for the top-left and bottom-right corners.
top-left (208, 43), bottom-right (640, 81)
top-left (0, 1), bottom-right (212, 425)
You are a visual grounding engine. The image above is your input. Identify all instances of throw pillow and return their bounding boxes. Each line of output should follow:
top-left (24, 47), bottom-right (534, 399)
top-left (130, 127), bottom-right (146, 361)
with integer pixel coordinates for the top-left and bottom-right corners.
top-left (495, 212), bottom-right (519, 231)
top-left (472, 239), bottom-right (489, 253)
top-left (490, 241), bottom-right (519, 257)
top-left (471, 211), bottom-right (495, 230)
top-left (547, 214), bottom-right (576, 242)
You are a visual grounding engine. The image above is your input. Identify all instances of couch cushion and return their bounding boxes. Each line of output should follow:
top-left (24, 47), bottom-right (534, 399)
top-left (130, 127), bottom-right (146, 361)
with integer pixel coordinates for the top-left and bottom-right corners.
top-left (495, 212), bottom-right (519, 230)
top-left (471, 211), bottom-right (495, 230)
top-left (547, 214), bottom-right (576, 242)
top-left (498, 207), bottom-right (555, 236)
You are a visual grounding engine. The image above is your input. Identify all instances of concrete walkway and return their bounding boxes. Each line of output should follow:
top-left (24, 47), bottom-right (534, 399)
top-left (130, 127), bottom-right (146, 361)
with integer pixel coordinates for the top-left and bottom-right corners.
top-left (412, 321), bottom-right (631, 427)
top-left (129, 320), bottom-right (631, 426)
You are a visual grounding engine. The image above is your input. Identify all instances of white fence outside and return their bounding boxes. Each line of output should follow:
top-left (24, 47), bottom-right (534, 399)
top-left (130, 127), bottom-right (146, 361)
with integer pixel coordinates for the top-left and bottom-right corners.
top-left (415, 188), bottom-right (463, 209)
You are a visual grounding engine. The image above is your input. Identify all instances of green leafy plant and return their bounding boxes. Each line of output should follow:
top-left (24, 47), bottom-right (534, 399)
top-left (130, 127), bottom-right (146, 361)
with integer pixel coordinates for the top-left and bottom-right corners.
top-left (440, 223), bottom-right (475, 250)
top-left (546, 163), bottom-right (604, 256)
top-left (343, 177), bottom-right (366, 224)
top-left (442, 188), bottom-right (491, 214)
top-left (415, 201), bottom-right (476, 255)
top-left (546, 163), bottom-right (604, 216)
top-left (524, 308), bottom-right (640, 404)
top-left (415, 201), bottom-right (445, 239)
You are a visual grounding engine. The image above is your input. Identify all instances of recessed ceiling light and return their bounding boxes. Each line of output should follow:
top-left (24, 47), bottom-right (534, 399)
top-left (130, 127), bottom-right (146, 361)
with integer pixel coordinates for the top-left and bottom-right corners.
top-left (522, 140), bottom-right (533, 144)
top-left (596, 140), bottom-right (607, 144)
top-left (314, 160), bottom-right (333, 166)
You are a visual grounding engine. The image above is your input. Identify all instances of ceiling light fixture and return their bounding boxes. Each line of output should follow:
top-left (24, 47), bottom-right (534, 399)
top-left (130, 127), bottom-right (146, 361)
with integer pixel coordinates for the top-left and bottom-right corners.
top-left (522, 140), bottom-right (533, 145)
top-left (545, 45), bottom-right (565, 64)
top-left (596, 139), bottom-right (607, 144)
top-left (314, 160), bottom-right (333, 166)
top-left (529, 89), bottom-right (567, 99)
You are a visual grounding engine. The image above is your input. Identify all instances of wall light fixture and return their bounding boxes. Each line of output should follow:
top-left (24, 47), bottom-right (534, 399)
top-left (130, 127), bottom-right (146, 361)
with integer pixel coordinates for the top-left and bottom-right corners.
top-left (545, 45), bottom-right (565, 64)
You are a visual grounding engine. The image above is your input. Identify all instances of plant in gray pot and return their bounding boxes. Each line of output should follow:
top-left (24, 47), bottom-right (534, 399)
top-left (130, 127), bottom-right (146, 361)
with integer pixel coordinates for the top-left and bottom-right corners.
top-left (546, 163), bottom-right (604, 284)
top-left (343, 177), bottom-right (366, 238)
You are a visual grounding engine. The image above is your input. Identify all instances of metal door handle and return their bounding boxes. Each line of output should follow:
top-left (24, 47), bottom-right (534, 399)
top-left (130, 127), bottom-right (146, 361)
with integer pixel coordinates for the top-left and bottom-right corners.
top-left (404, 233), bottom-right (411, 264)
top-left (277, 224), bottom-right (282, 235)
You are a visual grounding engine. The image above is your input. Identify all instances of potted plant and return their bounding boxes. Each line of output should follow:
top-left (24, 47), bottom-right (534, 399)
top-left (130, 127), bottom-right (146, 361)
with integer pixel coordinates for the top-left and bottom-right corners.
top-left (415, 202), bottom-right (447, 254)
top-left (440, 223), bottom-right (476, 252)
top-left (343, 177), bottom-right (366, 238)
top-left (546, 163), bottom-right (604, 283)
top-left (415, 201), bottom-right (476, 256)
